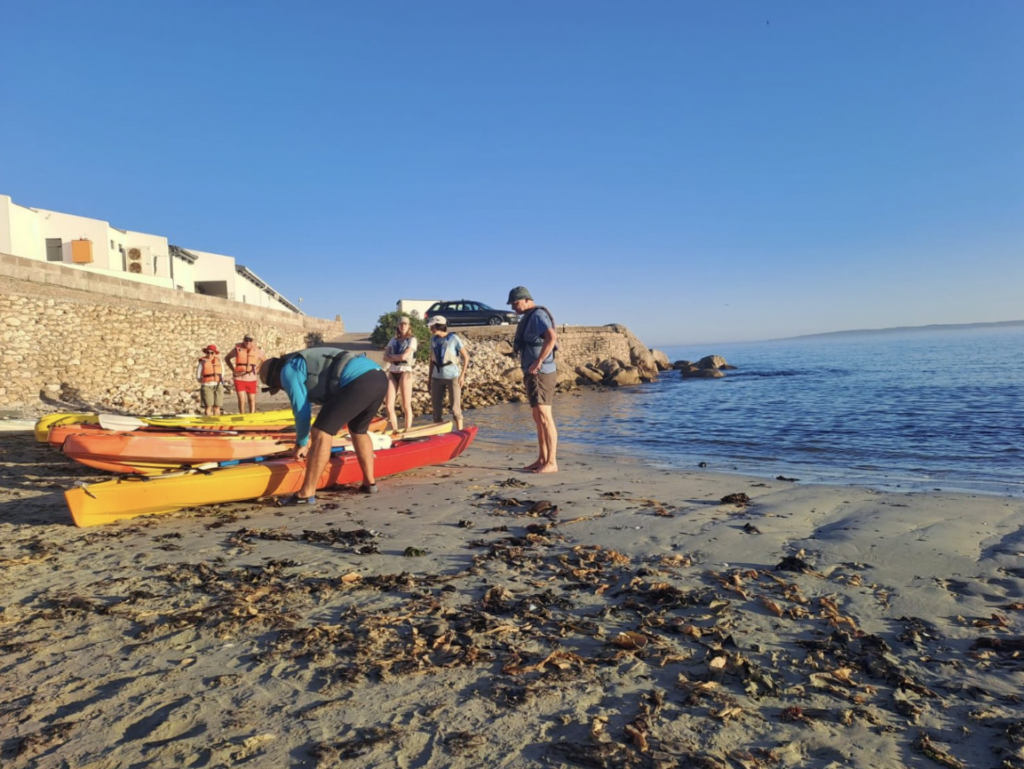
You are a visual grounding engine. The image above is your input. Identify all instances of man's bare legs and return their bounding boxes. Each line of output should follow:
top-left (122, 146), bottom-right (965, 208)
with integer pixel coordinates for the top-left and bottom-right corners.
top-left (296, 429), bottom-right (376, 499)
top-left (349, 433), bottom-right (376, 487)
top-left (527, 404), bottom-right (558, 473)
top-left (297, 427), bottom-right (333, 499)
top-left (235, 389), bottom-right (257, 413)
top-left (524, 406), bottom-right (544, 470)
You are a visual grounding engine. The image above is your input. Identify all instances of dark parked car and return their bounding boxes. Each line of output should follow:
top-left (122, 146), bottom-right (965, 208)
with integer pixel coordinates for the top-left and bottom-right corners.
top-left (424, 300), bottom-right (518, 326)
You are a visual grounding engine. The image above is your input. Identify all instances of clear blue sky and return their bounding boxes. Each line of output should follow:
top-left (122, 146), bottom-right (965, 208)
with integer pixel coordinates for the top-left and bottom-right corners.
top-left (3, 1), bottom-right (1022, 346)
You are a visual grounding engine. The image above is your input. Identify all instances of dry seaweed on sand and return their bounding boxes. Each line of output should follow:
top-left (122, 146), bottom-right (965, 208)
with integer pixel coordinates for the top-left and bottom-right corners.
top-left (1, 447), bottom-right (1008, 769)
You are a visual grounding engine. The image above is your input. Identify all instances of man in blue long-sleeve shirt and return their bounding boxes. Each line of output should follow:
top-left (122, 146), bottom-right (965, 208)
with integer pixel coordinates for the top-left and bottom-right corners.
top-left (259, 347), bottom-right (386, 504)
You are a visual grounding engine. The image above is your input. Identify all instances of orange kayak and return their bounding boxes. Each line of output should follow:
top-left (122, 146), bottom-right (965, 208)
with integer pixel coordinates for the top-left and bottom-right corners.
top-left (46, 419), bottom-right (316, 449)
top-left (62, 421), bottom-right (448, 475)
top-left (65, 427), bottom-right (477, 527)
top-left (49, 417), bottom-right (385, 450)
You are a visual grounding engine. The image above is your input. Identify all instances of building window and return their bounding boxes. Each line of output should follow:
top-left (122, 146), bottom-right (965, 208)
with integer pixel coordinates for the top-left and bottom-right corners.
top-left (110, 239), bottom-right (115, 249)
top-left (46, 238), bottom-right (63, 262)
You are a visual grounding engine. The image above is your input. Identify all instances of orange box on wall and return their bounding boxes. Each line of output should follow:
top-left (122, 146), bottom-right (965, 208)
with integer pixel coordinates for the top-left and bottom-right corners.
top-left (71, 239), bottom-right (93, 264)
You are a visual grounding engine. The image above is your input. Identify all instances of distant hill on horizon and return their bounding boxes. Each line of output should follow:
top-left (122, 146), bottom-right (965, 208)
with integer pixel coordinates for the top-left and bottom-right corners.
top-left (776, 319), bottom-right (1024, 341)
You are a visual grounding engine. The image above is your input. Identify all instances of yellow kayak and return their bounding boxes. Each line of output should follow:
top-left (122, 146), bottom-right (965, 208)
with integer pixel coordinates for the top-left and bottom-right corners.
top-left (66, 427), bottom-right (477, 527)
top-left (35, 409), bottom-right (295, 443)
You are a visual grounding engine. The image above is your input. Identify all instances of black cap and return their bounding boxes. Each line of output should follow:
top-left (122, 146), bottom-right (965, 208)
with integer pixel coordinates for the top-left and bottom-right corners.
top-left (507, 286), bottom-right (533, 304)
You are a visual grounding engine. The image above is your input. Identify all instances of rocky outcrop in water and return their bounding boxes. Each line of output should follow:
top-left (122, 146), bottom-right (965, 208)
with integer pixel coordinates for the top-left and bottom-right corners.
top-left (674, 355), bottom-right (736, 379)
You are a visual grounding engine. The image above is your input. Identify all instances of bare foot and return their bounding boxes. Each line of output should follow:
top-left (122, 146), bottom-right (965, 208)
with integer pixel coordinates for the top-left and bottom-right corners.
top-left (532, 463), bottom-right (558, 474)
top-left (523, 460), bottom-right (543, 472)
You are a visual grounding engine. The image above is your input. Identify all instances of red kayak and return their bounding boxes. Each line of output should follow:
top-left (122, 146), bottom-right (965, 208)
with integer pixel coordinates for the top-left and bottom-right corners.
top-left (65, 427), bottom-right (478, 527)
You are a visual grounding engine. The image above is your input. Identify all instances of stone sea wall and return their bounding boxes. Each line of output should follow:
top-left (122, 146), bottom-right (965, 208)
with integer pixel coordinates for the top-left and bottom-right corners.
top-left (0, 251), bottom-right (679, 416)
top-left (0, 254), bottom-right (344, 413)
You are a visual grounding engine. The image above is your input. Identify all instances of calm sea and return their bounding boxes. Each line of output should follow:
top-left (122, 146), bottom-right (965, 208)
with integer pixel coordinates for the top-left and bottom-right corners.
top-left (468, 326), bottom-right (1024, 497)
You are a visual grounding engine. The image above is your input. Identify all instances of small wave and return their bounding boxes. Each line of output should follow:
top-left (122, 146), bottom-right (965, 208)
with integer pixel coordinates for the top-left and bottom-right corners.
top-left (729, 370), bottom-right (806, 379)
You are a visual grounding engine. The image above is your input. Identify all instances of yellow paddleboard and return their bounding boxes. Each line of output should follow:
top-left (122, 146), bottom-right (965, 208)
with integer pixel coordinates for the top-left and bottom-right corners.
top-left (35, 409), bottom-right (296, 443)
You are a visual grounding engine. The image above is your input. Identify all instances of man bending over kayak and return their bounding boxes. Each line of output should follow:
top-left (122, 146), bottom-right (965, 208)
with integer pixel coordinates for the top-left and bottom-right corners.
top-left (259, 347), bottom-right (387, 504)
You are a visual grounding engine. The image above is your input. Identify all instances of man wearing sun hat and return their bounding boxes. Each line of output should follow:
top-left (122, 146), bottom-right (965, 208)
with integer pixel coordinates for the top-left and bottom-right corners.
top-left (508, 285), bottom-right (558, 473)
top-left (196, 344), bottom-right (224, 416)
top-left (225, 333), bottom-right (265, 414)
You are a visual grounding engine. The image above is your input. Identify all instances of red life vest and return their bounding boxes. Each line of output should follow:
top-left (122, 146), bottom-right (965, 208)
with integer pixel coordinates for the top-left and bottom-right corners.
top-left (199, 357), bottom-right (223, 383)
top-left (233, 344), bottom-right (258, 375)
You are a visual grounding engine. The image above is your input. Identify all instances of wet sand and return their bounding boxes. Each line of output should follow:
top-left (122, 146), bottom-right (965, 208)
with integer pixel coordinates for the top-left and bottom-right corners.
top-left (2, 425), bottom-right (1024, 768)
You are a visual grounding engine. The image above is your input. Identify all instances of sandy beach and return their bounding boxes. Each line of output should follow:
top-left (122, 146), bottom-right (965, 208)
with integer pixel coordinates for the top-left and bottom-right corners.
top-left (2, 424), bottom-right (1024, 768)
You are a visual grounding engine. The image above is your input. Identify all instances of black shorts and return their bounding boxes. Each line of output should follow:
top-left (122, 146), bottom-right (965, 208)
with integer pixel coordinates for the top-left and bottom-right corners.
top-left (314, 369), bottom-right (387, 436)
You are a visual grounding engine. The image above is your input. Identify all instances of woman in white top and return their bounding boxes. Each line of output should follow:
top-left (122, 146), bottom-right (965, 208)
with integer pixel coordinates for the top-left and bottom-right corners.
top-left (383, 316), bottom-right (418, 432)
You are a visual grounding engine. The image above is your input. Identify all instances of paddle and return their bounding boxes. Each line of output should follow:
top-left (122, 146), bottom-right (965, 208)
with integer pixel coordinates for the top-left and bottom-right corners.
top-left (97, 414), bottom-right (152, 431)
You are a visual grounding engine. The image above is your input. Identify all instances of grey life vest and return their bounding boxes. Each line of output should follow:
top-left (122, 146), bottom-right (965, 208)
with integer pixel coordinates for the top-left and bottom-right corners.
top-left (513, 306), bottom-right (557, 361)
top-left (277, 347), bottom-right (360, 403)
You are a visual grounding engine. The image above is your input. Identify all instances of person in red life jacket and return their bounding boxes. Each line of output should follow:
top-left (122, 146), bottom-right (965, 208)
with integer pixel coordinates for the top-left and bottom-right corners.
top-left (508, 285), bottom-right (558, 473)
top-left (196, 344), bottom-right (224, 416)
top-left (225, 334), bottom-right (265, 414)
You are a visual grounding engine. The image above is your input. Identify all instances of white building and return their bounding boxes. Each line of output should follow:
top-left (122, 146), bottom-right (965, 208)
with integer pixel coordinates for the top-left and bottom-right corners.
top-left (0, 193), bottom-right (297, 313)
top-left (396, 299), bottom-right (439, 318)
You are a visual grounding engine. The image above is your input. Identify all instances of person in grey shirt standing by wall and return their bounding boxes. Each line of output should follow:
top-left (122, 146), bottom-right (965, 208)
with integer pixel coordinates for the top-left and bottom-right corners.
top-left (428, 315), bottom-right (469, 430)
top-left (508, 286), bottom-right (558, 473)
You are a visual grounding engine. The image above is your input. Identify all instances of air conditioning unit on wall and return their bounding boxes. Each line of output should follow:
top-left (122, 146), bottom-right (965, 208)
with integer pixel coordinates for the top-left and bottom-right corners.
top-left (125, 246), bottom-right (152, 275)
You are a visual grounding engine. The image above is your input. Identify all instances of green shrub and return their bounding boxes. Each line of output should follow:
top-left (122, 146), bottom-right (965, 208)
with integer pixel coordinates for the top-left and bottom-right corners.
top-left (371, 311), bottom-right (431, 362)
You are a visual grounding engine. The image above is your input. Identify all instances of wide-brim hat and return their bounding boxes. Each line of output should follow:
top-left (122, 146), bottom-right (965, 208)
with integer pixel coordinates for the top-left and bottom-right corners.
top-left (259, 357), bottom-right (284, 395)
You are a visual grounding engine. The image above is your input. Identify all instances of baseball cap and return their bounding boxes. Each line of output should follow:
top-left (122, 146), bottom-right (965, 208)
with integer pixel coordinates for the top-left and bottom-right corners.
top-left (243, 334), bottom-right (254, 341)
top-left (507, 286), bottom-right (533, 304)
top-left (428, 315), bottom-right (448, 327)
top-left (204, 344), bottom-right (219, 353)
